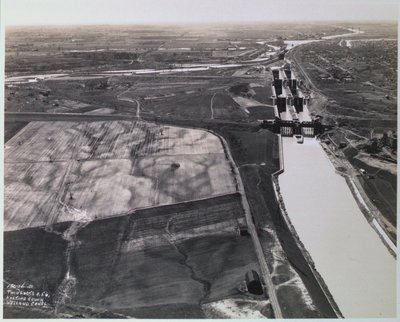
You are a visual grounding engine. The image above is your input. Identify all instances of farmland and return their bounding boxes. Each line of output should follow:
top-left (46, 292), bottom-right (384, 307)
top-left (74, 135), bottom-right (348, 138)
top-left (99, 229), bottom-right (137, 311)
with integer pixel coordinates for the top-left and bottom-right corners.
top-left (4, 120), bottom-right (237, 230)
top-left (4, 121), bottom-right (332, 318)
top-left (5, 118), bottom-right (274, 318)
top-left (4, 194), bottom-right (264, 318)
top-left (4, 21), bottom-right (396, 319)
top-left (4, 24), bottom-right (347, 75)
top-left (3, 23), bottom-right (340, 319)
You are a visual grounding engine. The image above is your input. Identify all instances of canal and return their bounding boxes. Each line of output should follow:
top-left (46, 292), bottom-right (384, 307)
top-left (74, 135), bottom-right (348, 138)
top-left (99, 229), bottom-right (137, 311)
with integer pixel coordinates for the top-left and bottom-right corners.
top-left (278, 137), bottom-right (396, 317)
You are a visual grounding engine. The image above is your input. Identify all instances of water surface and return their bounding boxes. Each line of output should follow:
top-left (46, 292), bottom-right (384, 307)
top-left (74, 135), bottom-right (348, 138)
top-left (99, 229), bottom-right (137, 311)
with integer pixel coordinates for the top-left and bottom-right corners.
top-left (279, 137), bottom-right (396, 318)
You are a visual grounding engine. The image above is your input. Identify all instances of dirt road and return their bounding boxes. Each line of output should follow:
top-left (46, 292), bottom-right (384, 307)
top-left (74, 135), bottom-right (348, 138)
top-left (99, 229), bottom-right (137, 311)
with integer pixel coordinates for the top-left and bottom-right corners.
top-left (213, 131), bottom-right (283, 318)
top-left (117, 89), bottom-right (141, 118)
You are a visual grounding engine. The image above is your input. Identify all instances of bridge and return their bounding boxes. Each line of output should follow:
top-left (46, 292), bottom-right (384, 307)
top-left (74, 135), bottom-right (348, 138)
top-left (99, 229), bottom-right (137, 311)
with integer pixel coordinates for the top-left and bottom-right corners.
top-left (261, 117), bottom-right (332, 137)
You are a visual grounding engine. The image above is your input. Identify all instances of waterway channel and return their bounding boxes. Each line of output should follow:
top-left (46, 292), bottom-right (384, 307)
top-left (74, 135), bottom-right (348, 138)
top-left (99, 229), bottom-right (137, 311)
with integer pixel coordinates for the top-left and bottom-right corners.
top-left (278, 137), bottom-right (396, 318)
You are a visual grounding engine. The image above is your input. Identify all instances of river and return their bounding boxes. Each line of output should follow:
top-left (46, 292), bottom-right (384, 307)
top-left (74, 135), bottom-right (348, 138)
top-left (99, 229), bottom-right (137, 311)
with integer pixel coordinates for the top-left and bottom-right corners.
top-left (278, 137), bottom-right (396, 318)
top-left (284, 28), bottom-right (365, 49)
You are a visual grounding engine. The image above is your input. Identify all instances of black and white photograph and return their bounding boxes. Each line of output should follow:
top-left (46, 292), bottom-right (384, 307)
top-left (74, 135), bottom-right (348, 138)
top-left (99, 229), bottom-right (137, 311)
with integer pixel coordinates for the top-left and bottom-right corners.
top-left (1, 0), bottom-right (398, 319)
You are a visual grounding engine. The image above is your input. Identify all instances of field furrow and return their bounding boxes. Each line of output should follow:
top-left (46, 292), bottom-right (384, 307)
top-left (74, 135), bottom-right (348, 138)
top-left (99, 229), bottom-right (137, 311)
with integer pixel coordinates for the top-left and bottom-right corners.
top-left (5, 120), bottom-right (237, 230)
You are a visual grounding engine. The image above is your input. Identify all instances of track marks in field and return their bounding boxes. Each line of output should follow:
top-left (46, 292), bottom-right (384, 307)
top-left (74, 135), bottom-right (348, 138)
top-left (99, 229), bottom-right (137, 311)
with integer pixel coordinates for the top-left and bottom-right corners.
top-left (5, 120), bottom-right (237, 230)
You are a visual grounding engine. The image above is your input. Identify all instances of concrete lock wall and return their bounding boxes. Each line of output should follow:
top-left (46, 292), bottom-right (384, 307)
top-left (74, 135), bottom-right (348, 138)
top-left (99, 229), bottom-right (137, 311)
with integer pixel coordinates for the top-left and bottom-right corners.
top-left (284, 69), bottom-right (292, 79)
top-left (271, 85), bottom-right (277, 95)
top-left (274, 79), bottom-right (283, 95)
top-left (277, 97), bottom-right (286, 113)
top-left (290, 79), bottom-right (297, 90)
top-left (294, 97), bottom-right (304, 112)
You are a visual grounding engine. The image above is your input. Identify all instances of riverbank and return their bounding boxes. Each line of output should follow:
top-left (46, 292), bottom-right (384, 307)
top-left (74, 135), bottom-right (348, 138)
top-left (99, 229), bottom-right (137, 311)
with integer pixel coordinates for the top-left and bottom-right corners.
top-left (319, 140), bottom-right (396, 256)
top-left (271, 136), bottom-right (342, 318)
top-left (215, 128), bottom-right (338, 318)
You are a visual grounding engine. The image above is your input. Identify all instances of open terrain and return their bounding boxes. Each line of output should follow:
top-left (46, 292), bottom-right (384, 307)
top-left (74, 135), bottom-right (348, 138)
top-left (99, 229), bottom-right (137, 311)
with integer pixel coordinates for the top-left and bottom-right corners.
top-left (5, 118), bottom-right (272, 318)
top-left (4, 124), bottom-right (329, 318)
top-left (5, 120), bottom-right (237, 230)
top-left (3, 22), bottom-right (397, 318)
top-left (5, 194), bottom-right (268, 318)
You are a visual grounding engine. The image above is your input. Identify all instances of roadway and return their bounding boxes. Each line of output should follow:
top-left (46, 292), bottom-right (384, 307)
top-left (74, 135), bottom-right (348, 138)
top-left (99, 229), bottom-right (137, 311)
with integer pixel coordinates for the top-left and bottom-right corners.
top-left (117, 88), bottom-right (141, 118)
top-left (213, 132), bottom-right (283, 318)
top-left (4, 111), bottom-right (262, 131)
top-left (290, 48), bottom-right (320, 92)
top-left (210, 93), bottom-right (216, 119)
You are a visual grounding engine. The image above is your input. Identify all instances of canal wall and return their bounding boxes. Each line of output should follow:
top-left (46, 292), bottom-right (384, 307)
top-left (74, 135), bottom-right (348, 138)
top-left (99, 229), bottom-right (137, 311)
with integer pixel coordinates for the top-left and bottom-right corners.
top-left (319, 141), bottom-right (397, 257)
top-left (271, 135), bottom-right (342, 318)
top-left (276, 137), bottom-right (396, 317)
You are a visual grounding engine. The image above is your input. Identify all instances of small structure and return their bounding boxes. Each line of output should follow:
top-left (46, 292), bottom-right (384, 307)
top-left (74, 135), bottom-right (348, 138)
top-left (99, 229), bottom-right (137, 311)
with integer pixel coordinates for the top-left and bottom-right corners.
top-left (171, 162), bottom-right (180, 170)
top-left (245, 270), bottom-right (264, 295)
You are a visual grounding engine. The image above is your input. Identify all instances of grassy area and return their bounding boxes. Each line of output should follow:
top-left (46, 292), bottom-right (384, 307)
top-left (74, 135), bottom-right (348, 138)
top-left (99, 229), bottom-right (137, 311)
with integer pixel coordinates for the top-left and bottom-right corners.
top-left (212, 92), bottom-right (247, 120)
top-left (350, 158), bottom-right (397, 227)
top-left (4, 121), bottom-right (28, 142)
top-left (4, 194), bottom-right (265, 318)
top-left (252, 86), bottom-right (273, 104)
top-left (3, 222), bottom-right (70, 302)
top-left (248, 106), bottom-right (275, 120)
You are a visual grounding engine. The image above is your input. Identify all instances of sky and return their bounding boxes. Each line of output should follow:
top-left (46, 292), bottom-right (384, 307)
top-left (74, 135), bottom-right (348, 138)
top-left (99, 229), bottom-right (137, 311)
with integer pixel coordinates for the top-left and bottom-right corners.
top-left (3, 0), bottom-right (399, 26)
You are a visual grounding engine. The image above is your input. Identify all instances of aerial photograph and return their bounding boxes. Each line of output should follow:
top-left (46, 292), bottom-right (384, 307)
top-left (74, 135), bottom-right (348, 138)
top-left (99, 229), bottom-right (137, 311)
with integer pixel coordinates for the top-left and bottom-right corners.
top-left (2, 0), bottom-right (397, 319)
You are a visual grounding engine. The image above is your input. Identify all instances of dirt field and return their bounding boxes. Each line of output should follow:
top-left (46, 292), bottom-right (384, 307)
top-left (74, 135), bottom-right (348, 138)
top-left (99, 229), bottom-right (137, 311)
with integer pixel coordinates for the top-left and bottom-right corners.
top-left (4, 194), bottom-right (266, 318)
top-left (253, 85), bottom-right (273, 104)
top-left (4, 121), bottom-right (28, 142)
top-left (4, 120), bottom-right (237, 230)
top-left (212, 92), bottom-right (247, 120)
top-left (248, 106), bottom-right (276, 120)
top-left (350, 156), bottom-right (397, 227)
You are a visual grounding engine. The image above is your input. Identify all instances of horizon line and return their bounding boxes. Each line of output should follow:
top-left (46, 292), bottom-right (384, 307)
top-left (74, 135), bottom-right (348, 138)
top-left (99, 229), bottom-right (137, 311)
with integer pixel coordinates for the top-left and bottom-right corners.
top-left (5, 18), bottom-right (398, 28)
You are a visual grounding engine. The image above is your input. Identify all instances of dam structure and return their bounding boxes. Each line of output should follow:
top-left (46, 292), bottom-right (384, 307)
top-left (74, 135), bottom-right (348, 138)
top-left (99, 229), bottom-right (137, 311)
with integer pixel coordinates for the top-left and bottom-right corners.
top-left (264, 65), bottom-right (330, 136)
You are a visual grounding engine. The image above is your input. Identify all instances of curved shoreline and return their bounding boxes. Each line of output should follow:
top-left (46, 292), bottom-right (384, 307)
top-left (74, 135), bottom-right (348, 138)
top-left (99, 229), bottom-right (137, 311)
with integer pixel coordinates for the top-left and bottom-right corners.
top-left (276, 137), bottom-right (396, 317)
top-left (319, 141), bottom-right (397, 257)
top-left (271, 135), bottom-right (343, 318)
